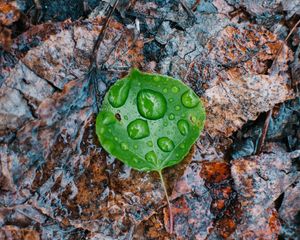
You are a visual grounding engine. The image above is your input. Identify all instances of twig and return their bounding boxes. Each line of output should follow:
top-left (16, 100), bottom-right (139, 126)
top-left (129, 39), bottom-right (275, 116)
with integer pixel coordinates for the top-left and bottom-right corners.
top-left (256, 19), bottom-right (300, 154)
top-left (256, 109), bottom-right (272, 154)
top-left (90, 0), bottom-right (119, 69)
top-left (180, 0), bottom-right (195, 18)
top-left (158, 170), bottom-right (173, 234)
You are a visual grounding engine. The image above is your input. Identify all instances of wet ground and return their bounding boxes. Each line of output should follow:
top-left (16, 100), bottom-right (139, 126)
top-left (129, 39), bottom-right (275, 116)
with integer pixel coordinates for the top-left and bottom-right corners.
top-left (0, 0), bottom-right (300, 239)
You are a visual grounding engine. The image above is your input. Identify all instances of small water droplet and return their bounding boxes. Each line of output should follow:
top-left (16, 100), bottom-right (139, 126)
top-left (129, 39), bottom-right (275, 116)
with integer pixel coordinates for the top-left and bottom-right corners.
top-left (132, 158), bottom-right (138, 163)
top-left (147, 141), bottom-right (153, 147)
top-left (137, 89), bottom-right (167, 120)
top-left (168, 113), bottom-right (175, 120)
top-left (127, 119), bottom-right (150, 139)
top-left (169, 98), bottom-right (174, 103)
top-left (124, 115), bottom-right (128, 120)
top-left (121, 143), bottom-right (128, 150)
top-left (177, 119), bottom-right (189, 135)
top-left (114, 136), bottom-right (118, 141)
top-left (176, 153), bottom-right (179, 157)
top-left (108, 80), bottom-right (130, 108)
top-left (134, 144), bottom-right (138, 149)
top-left (157, 137), bottom-right (175, 152)
top-left (108, 129), bottom-right (112, 133)
top-left (175, 105), bottom-right (181, 111)
top-left (179, 143), bottom-right (185, 149)
top-left (190, 115), bottom-right (197, 124)
top-left (181, 90), bottom-right (199, 108)
top-left (145, 151), bottom-right (157, 163)
top-left (171, 86), bottom-right (179, 93)
top-left (163, 88), bottom-right (168, 93)
top-left (163, 121), bottom-right (168, 127)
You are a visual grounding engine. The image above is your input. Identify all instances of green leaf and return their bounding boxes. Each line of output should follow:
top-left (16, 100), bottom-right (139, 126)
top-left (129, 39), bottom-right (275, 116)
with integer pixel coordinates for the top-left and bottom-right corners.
top-left (96, 68), bottom-right (205, 171)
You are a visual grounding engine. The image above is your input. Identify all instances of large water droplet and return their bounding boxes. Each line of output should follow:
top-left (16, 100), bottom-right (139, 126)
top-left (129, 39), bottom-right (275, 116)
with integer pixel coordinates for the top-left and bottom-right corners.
top-left (157, 137), bottom-right (175, 152)
top-left (177, 119), bottom-right (189, 135)
top-left (145, 151), bottom-right (157, 163)
top-left (127, 119), bottom-right (150, 139)
top-left (137, 89), bottom-right (167, 120)
top-left (181, 90), bottom-right (199, 108)
top-left (108, 80), bottom-right (130, 108)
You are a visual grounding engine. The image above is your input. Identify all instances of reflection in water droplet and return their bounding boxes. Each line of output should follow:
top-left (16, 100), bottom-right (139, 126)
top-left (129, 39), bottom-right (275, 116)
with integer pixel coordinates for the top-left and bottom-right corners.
top-left (137, 89), bottom-right (167, 120)
top-left (177, 119), bottom-right (189, 135)
top-left (108, 80), bottom-right (130, 108)
top-left (168, 113), bottom-right (175, 120)
top-left (101, 112), bottom-right (116, 125)
top-left (157, 137), bottom-right (175, 152)
top-left (145, 151), bottom-right (157, 163)
top-left (127, 119), bottom-right (150, 139)
top-left (175, 105), bottom-right (181, 111)
top-left (171, 86), bottom-right (179, 93)
top-left (181, 90), bottom-right (199, 108)
top-left (163, 88), bottom-right (168, 93)
top-left (147, 141), bottom-right (153, 147)
top-left (121, 143), bottom-right (128, 150)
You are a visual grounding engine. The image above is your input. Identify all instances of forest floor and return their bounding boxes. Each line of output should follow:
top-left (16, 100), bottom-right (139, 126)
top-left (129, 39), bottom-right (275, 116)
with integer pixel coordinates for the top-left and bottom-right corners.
top-left (0, 0), bottom-right (300, 239)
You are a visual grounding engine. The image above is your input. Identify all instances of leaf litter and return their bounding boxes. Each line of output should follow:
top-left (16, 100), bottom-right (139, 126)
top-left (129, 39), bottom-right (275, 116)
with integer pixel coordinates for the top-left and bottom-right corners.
top-left (0, 0), bottom-right (300, 239)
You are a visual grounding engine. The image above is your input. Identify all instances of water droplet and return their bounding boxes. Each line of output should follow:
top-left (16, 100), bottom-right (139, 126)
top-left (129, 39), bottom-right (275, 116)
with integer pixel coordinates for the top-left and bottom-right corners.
top-left (179, 143), bottom-right (185, 149)
top-left (127, 119), bottom-right (150, 139)
top-left (190, 115), bottom-right (197, 124)
top-left (137, 89), bottom-right (167, 120)
top-left (108, 80), bottom-right (130, 108)
top-left (124, 115), bottom-right (128, 120)
top-left (103, 140), bottom-right (114, 152)
top-left (171, 86), bottom-right (179, 93)
top-left (114, 136), bottom-right (118, 141)
top-left (121, 143), bottom-right (128, 150)
top-left (101, 111), bottom-right (116, 125)
top-left (157, 137), bottom-right (175, 152)
top-left (163, 88), bottom-right (168, 93)
top-left (181, 90), bottom-right (199, 108)
top-left (169, 98), bottom-right (174, 103)
top-left (175, 105), bottom-right (181, 111)
top-left (145, 151), bottom-right (157, 163)
top-left (147, 141), bottom-right (153, 147)
top-left (132, 158), bottom-right (138, 163)
top-left (168, 113), bottom-right (175, 120)
top-left (163, 121), bottom-right (168, 127)
top-left (177, 119), bottom-right (189, 135)
top-left (108, 129), bottom-right (112, 133)
top-left (134, 144), bottom-right (138, 149)
top-left (176, 153), bottom-right (179, 157)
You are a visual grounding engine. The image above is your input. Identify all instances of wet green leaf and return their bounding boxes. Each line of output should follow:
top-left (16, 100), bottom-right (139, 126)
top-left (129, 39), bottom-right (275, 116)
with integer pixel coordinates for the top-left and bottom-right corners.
top-left (96, 69), bottom-right (205, 171)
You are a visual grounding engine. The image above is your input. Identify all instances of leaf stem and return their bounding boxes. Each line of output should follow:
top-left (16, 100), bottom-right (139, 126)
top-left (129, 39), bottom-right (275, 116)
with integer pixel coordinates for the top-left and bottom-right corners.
top-left (158, 170), bottom-right (173, 234)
